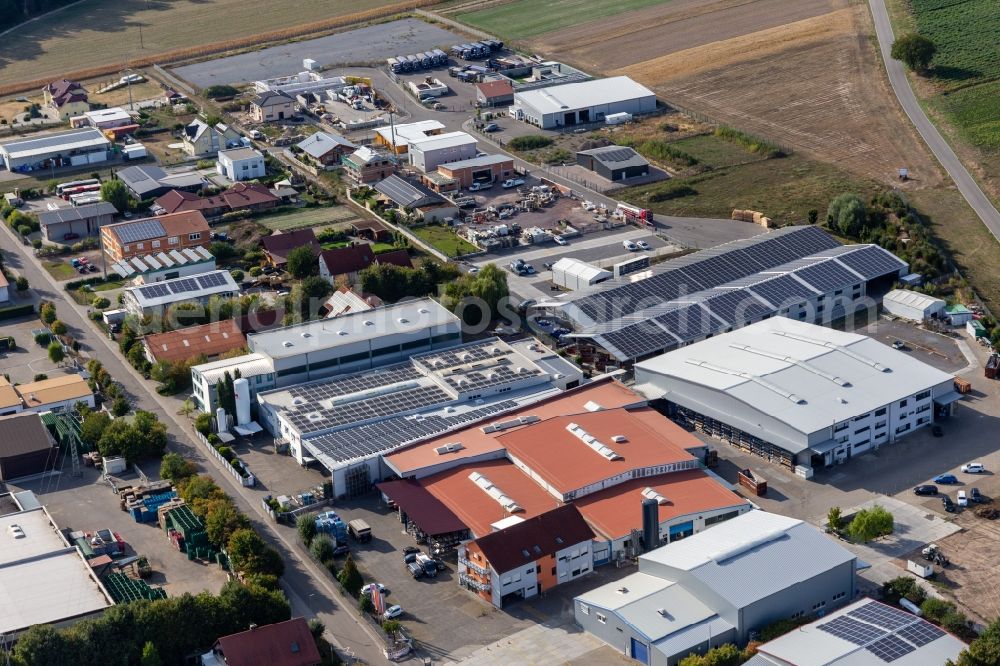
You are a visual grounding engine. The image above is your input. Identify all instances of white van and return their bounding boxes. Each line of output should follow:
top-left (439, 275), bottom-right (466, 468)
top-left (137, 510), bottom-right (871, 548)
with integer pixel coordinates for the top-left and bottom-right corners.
top-left (957, 490), bottom-right (968, 507)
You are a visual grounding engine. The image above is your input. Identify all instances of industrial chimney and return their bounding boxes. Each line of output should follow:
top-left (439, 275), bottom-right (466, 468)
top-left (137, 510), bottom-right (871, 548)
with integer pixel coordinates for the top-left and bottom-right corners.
top-left (641, 498), bottom-right (659, 553)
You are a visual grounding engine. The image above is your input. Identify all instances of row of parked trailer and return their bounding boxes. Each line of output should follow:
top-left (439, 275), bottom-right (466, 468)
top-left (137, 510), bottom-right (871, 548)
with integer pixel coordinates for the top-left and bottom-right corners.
top-left (450, 40), bottom-right (503, 60)
top-left (387, 49), bottom-right (448, 74)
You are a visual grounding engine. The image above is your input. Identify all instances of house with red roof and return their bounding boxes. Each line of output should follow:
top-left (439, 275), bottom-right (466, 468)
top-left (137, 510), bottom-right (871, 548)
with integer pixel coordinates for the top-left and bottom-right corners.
top-left (42, 79), bottom-right (89, 120)
top-left (201, 617), bottom-right (320, 666)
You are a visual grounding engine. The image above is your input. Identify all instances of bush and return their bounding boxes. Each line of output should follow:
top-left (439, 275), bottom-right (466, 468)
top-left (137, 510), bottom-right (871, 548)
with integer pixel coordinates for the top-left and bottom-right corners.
top-left (207, 433), bottom-right (221, 445)
top-left (647, 183), bottom-right (697, 202)
top-left (509, 135), bottom-right (554, 151)
top-left (91, 296), bottom-right (111, 309)
top-left (33, 373), bottom-right (48, 381)
top-left (638, 139), bottom-right (698, 166)
top-left (249, 266), bottom-right (263, 277)
top-left (297, 514), bottom-right (318, 547)
top-left (230, 269), bottom-right (244, 282)
top-left (714, 126), bottom-right (785, 157)
top-left (50, 320), bottom-right (67, 336)
top-left (310, 536), bottom-right (336, 564)
top-left (195, 412), bottom-right (212, 435)
top-left (34, 331), bottom-right (51, 346)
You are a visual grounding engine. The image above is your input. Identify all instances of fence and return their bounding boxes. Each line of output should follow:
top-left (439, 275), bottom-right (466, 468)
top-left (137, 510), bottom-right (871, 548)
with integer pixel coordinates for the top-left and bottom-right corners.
top-left (195, 431), bottom-right (256, 487)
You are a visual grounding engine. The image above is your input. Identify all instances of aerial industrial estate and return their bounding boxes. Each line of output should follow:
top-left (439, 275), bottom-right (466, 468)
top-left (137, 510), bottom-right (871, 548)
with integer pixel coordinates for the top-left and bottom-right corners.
top-left (0, 1), bottom-right (999, 666)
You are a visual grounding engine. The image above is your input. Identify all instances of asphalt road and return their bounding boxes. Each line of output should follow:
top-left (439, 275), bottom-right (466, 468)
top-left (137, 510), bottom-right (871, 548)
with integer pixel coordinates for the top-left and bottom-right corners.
top-left (0, 229), bottom-right (388, 665)
top-left (868, 0), bottom-right (1000, 242)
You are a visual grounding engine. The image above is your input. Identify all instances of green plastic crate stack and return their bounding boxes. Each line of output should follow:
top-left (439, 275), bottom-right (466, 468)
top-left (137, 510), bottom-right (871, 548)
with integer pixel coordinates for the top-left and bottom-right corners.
top-left (103, 573), bottom-right (167, 603)
top-left (164, 505), bottom-right (209, 549)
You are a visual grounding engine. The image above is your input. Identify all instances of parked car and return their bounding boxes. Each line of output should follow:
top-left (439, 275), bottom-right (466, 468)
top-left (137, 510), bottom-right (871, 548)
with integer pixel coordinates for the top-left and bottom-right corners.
top-left (383, 605), bottom-right (404, 619)
top-left (402, 545), bottom-right (421, 555)
top-left (542, 261), bottom-right (555, 269)
top-left (636, 240), bottom-right (651, 251)
top-left (88, 264), bottom-right (98, 272)
top-left (523, 263), bottom-right (536, 274)
top-left (433, 557), bottom-right (447, 572)
top-left (483, 123), bottom-right (499, 132)
top-left (623, 240), bottom-right (638, 251)
top-left (467, 266), bottom-right (479, 275)
top-left (933, 474), bottom-right (958, 485)
top-left (961, 463), bottom-right (985, 474)
top-left (404, 552), bottom-right (418, 564)
top-left (502, 178), bottom-right (525, 189)
top-left (551, 327), bottom-right (571, 338)
top-left (365, 583), bottom-right (390, 596)
top-left (913, 485), bottom-right (938, 496)
top-left (958, 490), bottom-right (969, 507)
top-left (942, 496), bottom-right (956, 512)
top-left (892, 340), bottom-right (905, 350)
top-left (534, 318), bottom-right (552, 328)
top-left (970, 488), bottom-right (985, 503)
top-left (407, 562), bottom-right (423, 579)
top-left (552, 235), bottom-right (567, 246)
top-left (931, 425), bottom-right (943, 437)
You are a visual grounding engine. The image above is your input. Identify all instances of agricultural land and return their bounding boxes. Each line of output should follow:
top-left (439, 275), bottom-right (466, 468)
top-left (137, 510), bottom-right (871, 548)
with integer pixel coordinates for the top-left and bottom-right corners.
top-left (0, 0), bottom-right (434, 93)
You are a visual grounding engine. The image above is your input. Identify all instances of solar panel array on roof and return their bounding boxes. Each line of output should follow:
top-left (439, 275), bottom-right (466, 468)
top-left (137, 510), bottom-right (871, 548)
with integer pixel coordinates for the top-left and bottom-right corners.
top-left (848, 602), bottom-right (919, 631)
top-left (305, 399), bottom-right (519, 464)
top-left (895, 621), bottom-right (945, 648)
top-left (197, 272), bottom-right (229, 289)
top-left (114, 219), bottom-right (166, 244)
top-left (285, 364), bottom-right (423, 404)
top-left (700, 290), bottom-right (772, 326)
top-left (817, 616), bottom-right (888, 646)
top-left (865, 634), bottom-right (915, 662)
top-left (748, 274), bottom-right (819, 307)
top-left (835, 244), bottom-right (907, 280)
top-left (814, 600), bottom-right (949, 663)
top-left (794, 260), bottom-right (863, 293)
top-left (287, 385), bottom-right (451, 434)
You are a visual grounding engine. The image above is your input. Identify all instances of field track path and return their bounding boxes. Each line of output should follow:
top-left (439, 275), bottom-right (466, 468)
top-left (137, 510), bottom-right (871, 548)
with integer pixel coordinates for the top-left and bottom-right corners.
top-left (0, 0), bottom-right (87, 39)
top-left (868, 0), bottom-right (1000, 242)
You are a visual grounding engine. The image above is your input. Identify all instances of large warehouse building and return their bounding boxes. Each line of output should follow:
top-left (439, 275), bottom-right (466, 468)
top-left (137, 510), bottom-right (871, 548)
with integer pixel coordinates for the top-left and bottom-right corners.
top-left (510, 76), bottom-right (656, 129)
top-left (634, 318), bottom-right (961, 473)
top-left (576, 511), bottom-right (858, 666)
top-left (0, 128), bottom-right (111, 171)
top-left (258, 337), bottom-right (583, 497)
top-left (542, 226), bottom-right (909, 364)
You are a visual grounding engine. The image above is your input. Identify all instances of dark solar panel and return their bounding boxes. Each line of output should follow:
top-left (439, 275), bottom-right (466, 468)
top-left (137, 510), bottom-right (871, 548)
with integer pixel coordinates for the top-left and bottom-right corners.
top-left (197, 272), bottom-right (229, 289)
top-left (848, 602), bottom-right (919, 631)
top-left (748, 274), bottom-right (818, 307)
top-left (896, 621), bottom-right (945, 648)
top-left (794, 260), bottom-right (862, 294)
top-left (115, 219), bottom-right (166, 244)
top-left (137, 283), bottom-right (170, 299)
top-left (865, 634), bottom-right (916, 663)
top-left (600, 325), bottom-right (678, 360)
top-left (654, 303), bottom-right (717, 342)
top-left (168, 277), bottom-right (200, 294)
top-left (817, 616), bottom-right (888, 646)
top-left (836, 246), bottom-right (906, 280)
top-left (702, 290), bottom-right (771, 326)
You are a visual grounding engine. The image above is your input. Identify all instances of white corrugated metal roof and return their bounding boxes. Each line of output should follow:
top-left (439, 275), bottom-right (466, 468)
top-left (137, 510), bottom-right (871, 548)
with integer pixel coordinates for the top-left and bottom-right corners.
top-left (882, 289), bottom-right (944, 311)
top-left (375, 120), bottom-right (445, 147)
top-left (0, 128), bottom-right (110, 160)
top-left (514, 76), bottom-right (654, 115)
top-left (553, 257), bottom-right (612, 283)
top-left (194, 352), bottom-right (274, 384)
top-left (408, 131), bottom-right (477, 152)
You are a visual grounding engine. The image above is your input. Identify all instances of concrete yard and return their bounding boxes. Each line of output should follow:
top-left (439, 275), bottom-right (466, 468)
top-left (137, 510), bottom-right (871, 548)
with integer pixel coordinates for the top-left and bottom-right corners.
top-left (0, 315), bottom-right (73, 384)
top-left (11, 468), bottom-right (230, 598)
top-left (172, 19), bottom-right (466, 87)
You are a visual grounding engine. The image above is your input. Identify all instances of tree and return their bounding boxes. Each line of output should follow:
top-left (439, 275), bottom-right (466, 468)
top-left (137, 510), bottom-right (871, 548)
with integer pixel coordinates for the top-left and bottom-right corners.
top-left (359, 594), bottom-right (374, 615)
top-left (140, 641), bottom-right (163, 666)
top-left (891, 34), bottom-right (937, 73)
top-left (445, 263), bottom-right (509, 326)
top-left (195, 411), bottom-right (212, 435)
top-left (15, 275), bottom-right (28, 291)
top-left (228, 529), bottom-right (285, 578)
top-left (302, 275), bottom-right (333, 300)
top-left (381, 619), bottom-right (402, 638)
top-left (338, 554), bottom-right (363, 597)
top-left (847, 505), bottom-right (894, 543)
top-left (80, 411), bottom-right (111, 447)
top-left (111, 395), bottom-right (130, 417)
top-left (48, 340), bottom-right (64, 364)
top-left (286, 245), bottom-right (318, 279)
top-left (12, 624), bottom-right (79, 665)
top-left (827, 506), bottom-right (842, 532)
top-left (950, 617), bottom-right (1000, 666)
top-left (50, 319), bottom-right (67, 336)
top-left (160, 452), bottom-right (197, 483)
top-left (310, 535), bottom-right (336, 564)
top-left (204, 499), bottom-right (251, 549)
top-left (297, 513), bottom-right (318, 547)
top-left (826, 193), bottom-right (868, 238)
top-left (100, 179), bottom-right (132, 212)
top-left (678, 643), bottom-right (742, 666)
top-left (40, 301), bottom-right (57, 325)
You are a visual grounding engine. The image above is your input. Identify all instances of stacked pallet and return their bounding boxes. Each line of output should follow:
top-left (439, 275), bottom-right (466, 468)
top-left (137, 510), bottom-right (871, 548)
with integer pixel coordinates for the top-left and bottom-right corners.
top-left (731, 209), bottom-right (772, 228)
top-left (102, 572), bottom-right (167, 603)
top-left (120, 481), bottom-right (178, 523)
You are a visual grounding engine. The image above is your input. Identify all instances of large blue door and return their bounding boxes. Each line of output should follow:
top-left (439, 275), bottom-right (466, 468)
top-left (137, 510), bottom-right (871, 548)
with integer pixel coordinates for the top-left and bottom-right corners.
top-left (630, 637), bottom-right (649, 665)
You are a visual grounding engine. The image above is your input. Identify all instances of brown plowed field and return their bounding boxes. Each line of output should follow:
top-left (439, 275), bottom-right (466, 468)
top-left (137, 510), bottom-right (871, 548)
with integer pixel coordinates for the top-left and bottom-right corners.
top-left (529, 0), bottom-right (941, 187)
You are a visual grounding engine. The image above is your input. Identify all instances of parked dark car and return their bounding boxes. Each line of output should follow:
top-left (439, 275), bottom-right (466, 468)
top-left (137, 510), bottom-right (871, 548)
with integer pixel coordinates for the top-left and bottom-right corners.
top-left (404, 552), bottom-right (418, 564)
top-left (402, 546), bottom-right (421, 555)
top-left (970, 488), bottom-right (985, 503)
top-left (942, 496), bottom-right (956, 512)
top-left (933, 474), bottom-right (958, 485)
top-left (913, 485), bottom-right (938, 496)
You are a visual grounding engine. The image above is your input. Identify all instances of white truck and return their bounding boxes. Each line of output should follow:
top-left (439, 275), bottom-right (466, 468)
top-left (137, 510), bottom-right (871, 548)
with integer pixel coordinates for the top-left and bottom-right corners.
top-left (502, 178), bottom-right (525, 189)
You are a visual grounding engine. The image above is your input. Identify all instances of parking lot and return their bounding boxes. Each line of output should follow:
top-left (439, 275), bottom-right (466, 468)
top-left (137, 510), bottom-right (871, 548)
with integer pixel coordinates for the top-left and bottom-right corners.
top-left (1, 314), bottom-right (79, 383)
top-left (10, 467), bottom-right (230, 598)
top-left (861, 317), bottom-right (971, 374)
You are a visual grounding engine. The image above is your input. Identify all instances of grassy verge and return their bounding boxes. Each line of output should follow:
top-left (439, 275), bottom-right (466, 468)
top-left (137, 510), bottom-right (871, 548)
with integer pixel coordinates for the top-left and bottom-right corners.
top-left (42, 260), bottom-right (77, 281)
top-left (410, 225), bottom-right (478, 257)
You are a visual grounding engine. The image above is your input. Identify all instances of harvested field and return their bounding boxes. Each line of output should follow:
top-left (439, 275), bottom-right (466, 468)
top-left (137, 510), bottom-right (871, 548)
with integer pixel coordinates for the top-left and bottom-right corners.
top-left (613, 5), bottom-right (942, 186)
top-left (454, 0), bottom-right (670, 41)
top-left (258, 207), bottom-right (360, 232)
top-left (0, 0), bottom-right (436, 94)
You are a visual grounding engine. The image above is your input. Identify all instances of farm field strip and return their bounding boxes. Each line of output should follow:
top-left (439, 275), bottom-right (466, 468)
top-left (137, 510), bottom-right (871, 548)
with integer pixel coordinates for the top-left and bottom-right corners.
top-left (259, 207), bottom-right (360, 232)
top-left (455, 0), bottom-right (673, 40)
top-left (910, 0), bottom-right (1000, 89)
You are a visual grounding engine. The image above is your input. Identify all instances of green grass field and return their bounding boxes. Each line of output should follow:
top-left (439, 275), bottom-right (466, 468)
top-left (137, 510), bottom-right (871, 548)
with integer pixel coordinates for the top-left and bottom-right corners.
top-left (908, 0), bottom-right (1000, 152)
top-left (410, 225), bottom-right (478, 257)
top-left (258, 207), bottom-right (359, 232)
top-left (456, 0), bottom-right (671, 40)
top-left (620, 153), bottom-right (881, 224)
top-left (42, 261), bottom-right (77, 281)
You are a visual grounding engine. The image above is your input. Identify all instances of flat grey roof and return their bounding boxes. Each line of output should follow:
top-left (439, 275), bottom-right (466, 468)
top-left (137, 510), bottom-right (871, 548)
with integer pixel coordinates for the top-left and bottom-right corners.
top-left (38, 202), bottom-right (118, 226)
top-left (578, 145), bottom-right (649, 170)
top-left (439, 154), bottom-right (512, 171)
top-left (514, 76), bottom-right (654, 115)
top-left (0, 128), bottom-right (110, 159)
top-left (218, 147), bottom-right (262, 161)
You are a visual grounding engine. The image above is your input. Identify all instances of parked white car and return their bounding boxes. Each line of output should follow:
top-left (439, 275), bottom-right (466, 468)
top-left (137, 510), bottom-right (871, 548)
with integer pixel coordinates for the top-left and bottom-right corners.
top-left (623, 240), bottom-right (638, 251)
top-left (636, 240), bottom-right (651, 251)
top-left (961, 463), bottom-right (985, 474)
top-left (553, 235), bottom-right (567, 246)
top-left (383, 604), bottom-right (404, 619)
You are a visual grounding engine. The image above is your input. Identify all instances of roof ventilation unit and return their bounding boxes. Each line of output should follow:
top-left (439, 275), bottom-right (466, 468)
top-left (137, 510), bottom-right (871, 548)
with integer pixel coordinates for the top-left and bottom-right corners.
top-left (282, 341), bottom-right (293, 348)
top-left (337, 330), bottom-right (348, 336)
top-left (481, 415), bottom-right (540, 433)
top-left (641, 487), bottom-right (669, 505)
top-left (301, 332), bottom-right (311, 338)
top-left (434, 442), bottom-right (465, 455)
top-left (419, 307), bottom-right (429, 314)
top-left (468, 471), bottom-right (523, 513)
top-left (584, 401), bottom-right (605, 412)
top-left (364, 320), bottom-right (374, 326)
top-left (398, 318), bottom-right (409, 324)
top-left (611, 435), bottom-right (628, 443)
top-left (566, 422), bottom-right (623, 461)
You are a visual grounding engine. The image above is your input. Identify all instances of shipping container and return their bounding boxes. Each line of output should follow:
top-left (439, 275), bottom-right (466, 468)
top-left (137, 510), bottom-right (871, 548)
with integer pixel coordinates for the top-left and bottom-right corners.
top-left (738, 469), bottom-right (767, 496)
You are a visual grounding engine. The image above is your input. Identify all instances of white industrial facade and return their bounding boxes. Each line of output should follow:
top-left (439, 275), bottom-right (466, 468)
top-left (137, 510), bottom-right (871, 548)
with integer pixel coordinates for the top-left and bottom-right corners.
top-left (407, 132), bottom-right (478, 172)
top-left (510, 76), bottom-right (656, 129)
top-left (0, 128), bottom-right (110, 171)
top-left (217, 147), bottom-right (265, 181)
top-left (881, 289), bottom-right (945, 322)
top-left (634, 318), bottom-right (961, 472)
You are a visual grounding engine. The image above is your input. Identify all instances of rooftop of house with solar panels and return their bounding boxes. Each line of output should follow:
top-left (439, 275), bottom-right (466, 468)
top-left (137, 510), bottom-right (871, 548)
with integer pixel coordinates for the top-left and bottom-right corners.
top-left (256, 336), bottom-right (584, 477)
top-left (538, 225), bottom-right (909, 363)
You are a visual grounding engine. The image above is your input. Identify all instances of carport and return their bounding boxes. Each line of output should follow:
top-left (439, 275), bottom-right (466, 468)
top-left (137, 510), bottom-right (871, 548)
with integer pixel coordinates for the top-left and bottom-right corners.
top-left (934, 391), bottom-right (963, 418)
top-left (377, 479), bottom-right (470, 554)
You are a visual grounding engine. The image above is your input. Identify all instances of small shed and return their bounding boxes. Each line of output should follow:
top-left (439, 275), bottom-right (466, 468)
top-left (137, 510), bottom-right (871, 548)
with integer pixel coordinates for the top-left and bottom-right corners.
top-left (576, 145), bottom-right (649, 182)
top-left (967, 319), bottom-right (987, 339)
top-left (945, 304), bottom-right (974, 326)
top-left (552, 257), bottom-right (612, 291)
top-left (881, 289), bottom-right (945, 322)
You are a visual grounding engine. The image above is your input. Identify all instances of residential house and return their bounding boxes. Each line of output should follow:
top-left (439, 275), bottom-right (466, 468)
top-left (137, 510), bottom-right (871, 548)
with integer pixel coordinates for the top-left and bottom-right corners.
top-left (475, 80), bottom-right (515, 107)
top-left (153, 182), bottom-right (279, 220)
top-left (317, 244), bottom-right (411, 284)
top-left (461, 505), bottom-right (594, 609)
top-left (42, 79), bottom-right (89, 120)
top-left (373, 174), bottom-right (459, 223)
top-left (374, 120), bottom-right (444, 155)
top-left (101, 211), bottom-right (211, 263)
top-left (142, 319), bottom-right (247, 365)
top-left (117, 165), bottom-right (206, 200)
top-left (0, 412), bottom-right (59, 480)
top-left (322, 286), bottom-right (382, 318)
top-left (201, 617), bottom-right (320, 666)
top-left (262, 229), bottom-right (321, 269)
top-left (296, 131), bottom-right (356, 167)
top-left (217, 147), bottom-right (266, 182)
top-left (250, 91), bottom-right (294, 123)
top-left (182, 118), bottom-right (241, 158)
top-left (16, 375), bottom-right (95, 413)
top-left (342, 147), bottom-right (396, 185)
top-left (38, 202), bottom-right (117, 242)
